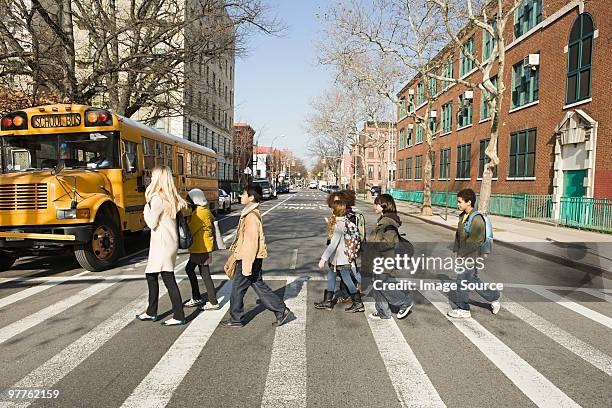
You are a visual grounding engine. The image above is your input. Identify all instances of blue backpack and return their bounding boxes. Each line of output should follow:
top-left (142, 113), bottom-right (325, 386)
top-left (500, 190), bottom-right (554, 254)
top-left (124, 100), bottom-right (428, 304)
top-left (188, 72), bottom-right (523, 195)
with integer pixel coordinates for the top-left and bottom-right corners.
top-left (463, 211), bottom-right (493, 255)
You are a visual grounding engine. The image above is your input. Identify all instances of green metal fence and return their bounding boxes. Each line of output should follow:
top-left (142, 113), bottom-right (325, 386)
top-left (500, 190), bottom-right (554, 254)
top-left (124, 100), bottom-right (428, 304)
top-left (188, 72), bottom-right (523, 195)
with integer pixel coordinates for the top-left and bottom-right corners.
top-left (389, 189), bottom-right (612, 233)
top-left (559, 197), bottom-right (612, 233)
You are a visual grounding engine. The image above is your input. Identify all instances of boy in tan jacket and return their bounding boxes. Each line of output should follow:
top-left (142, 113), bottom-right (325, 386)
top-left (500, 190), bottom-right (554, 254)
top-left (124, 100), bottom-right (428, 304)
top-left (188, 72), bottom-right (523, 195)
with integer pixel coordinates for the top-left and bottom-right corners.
top-left (221, 184), bottom-right (293, 327)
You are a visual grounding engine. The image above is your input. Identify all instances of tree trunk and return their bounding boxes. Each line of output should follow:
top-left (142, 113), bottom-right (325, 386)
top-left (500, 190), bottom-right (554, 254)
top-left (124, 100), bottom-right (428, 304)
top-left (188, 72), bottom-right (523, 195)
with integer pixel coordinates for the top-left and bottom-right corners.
top-left (422, 143), bottom-right (433, 216)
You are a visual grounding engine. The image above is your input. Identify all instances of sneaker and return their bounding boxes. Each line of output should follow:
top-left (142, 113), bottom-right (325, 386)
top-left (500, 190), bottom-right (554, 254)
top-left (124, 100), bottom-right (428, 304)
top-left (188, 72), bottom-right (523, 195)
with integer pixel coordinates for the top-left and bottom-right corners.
top-left (397, 302), bottom-right (414, 319)
top-left (160, 318), bottom-right (186, 326)
top-left (220, 319), bottom-right (244, 328)
top-left (199, 302), bottom-right (220, 311)
top-left (447, 309), bottom-right (471, 319)
top-left (184, 298), bottom-right (203, 308)
top-left (369, 312), bottom-right (391, 320)
top-left (135, 312), bottom-right (158, 321)
top-left (491, 300), bottom-right (501, 315)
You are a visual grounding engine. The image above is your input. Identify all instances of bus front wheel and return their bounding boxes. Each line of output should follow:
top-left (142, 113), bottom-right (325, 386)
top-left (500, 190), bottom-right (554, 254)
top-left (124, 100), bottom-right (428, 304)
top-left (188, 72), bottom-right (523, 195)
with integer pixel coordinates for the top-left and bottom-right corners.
top-left (0, 255), bottom-right (17, 272)
top-left (75, 215), bottom-right (123, 271)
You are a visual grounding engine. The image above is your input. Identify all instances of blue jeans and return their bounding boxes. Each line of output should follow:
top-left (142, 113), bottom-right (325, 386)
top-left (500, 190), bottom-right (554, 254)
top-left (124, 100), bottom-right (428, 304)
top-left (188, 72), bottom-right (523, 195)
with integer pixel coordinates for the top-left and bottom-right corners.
top-left (452, 267), bottom-right (500, 311)
top-left (327, 264), bottom-right (358, 294)
top-left (373, 274), bottom-right (413, 319)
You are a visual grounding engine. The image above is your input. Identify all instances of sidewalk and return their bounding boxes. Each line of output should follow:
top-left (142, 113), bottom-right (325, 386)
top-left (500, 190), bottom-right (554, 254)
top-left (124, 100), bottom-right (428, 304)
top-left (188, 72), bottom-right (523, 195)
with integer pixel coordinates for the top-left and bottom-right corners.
top-left (357, 195), bottom-right (612, 276)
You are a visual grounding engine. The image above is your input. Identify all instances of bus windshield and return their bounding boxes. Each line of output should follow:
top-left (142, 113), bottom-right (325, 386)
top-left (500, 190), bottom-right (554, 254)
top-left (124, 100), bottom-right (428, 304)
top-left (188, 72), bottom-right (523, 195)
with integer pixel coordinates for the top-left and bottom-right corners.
top-left (1, 132), bottom-right (119, 173)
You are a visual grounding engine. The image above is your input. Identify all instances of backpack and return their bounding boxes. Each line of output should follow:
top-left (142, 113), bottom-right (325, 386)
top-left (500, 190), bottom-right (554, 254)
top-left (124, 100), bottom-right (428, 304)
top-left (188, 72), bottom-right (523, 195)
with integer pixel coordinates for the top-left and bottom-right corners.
top-left (463, 210), bottom-right (493, 255)
top-left (353, 209), bottom-right (367, 244)
top-left (343, 219), bottom-right (362, 263)
top-left (176, 211), bottom-right (193, 249)
top-left (384, 225), bottom-right (415, 258)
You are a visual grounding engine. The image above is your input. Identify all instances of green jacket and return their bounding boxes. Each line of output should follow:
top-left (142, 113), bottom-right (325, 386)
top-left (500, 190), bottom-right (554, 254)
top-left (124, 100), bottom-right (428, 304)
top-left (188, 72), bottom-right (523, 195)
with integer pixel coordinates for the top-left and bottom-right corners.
top-left (370, 213), bottom-right (402, 259)
top-left (454, 210), bottom-right (485, 258)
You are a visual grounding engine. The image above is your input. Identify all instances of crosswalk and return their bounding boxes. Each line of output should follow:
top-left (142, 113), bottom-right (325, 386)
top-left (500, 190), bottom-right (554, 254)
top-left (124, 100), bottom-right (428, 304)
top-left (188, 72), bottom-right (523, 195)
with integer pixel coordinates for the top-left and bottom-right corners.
top-left (0, 271), bottom-right (610, 407)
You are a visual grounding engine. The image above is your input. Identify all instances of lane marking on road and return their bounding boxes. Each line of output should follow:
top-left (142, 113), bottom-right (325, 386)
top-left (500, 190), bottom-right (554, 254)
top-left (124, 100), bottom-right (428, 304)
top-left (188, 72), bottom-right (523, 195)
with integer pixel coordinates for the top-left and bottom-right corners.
top-left (120, 283), bottom-right (232, 408)
top-left (502, 299), bottom-right (612, 376)
top-left (289, 249), bottom-right (298, 270)
top-left (6, 276), bottom-right (189, 408)
top-left (261, 276), bottom-right (308, 408)
top-left (364, 301), bottom-right (446, 407)
top-left (422, 290), bottom-right (581, 408)
top-left (0, 280), bottom-right (121, 345)
top-left (0, 271), bottom-right (90, 310)
top-left (576, 288), bottom-right (612, 303)
top-left (528, 287), bottom-right (612, 330)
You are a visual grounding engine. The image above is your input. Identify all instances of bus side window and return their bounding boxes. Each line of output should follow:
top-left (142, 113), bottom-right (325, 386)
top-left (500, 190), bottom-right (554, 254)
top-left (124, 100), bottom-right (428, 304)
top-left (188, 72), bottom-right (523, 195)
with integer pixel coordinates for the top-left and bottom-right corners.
top-left (123, 140), bottom-right (138, 173)
top-left (177, 155), bottom-right (184, 176)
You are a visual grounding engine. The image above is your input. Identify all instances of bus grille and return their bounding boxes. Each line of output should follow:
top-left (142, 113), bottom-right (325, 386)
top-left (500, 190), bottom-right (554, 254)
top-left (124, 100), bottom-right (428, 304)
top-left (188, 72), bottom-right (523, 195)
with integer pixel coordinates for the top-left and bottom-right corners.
top-left (0, 184), bottom-right (48, 210)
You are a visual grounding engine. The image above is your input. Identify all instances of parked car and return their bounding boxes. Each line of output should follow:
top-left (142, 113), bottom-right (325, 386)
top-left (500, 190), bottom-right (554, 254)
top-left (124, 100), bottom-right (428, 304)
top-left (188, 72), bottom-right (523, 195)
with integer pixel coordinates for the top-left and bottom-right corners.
top-left (309, 181), bottom-right (318, 189)
top-left (327, 185), bottom-right (340, 193)
top-left (370, 185), bottom-right (382, 197)
top-left (218, 189), bottom-right (232, 212)
top-left (253, 179), bottom-right (274, 200)
top-left (277, 183), bottom-right (290, 194)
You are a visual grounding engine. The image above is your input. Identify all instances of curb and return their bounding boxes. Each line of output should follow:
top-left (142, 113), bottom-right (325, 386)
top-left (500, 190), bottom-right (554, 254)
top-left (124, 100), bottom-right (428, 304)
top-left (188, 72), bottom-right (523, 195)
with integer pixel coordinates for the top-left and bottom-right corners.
top-left (358, 198), bottom-right (611, 278)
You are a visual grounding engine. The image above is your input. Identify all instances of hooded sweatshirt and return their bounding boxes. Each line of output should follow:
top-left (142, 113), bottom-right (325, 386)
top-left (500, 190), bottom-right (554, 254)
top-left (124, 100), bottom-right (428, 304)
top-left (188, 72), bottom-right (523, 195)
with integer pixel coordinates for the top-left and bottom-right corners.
top-left (370, 213), bottom-right (402, 259)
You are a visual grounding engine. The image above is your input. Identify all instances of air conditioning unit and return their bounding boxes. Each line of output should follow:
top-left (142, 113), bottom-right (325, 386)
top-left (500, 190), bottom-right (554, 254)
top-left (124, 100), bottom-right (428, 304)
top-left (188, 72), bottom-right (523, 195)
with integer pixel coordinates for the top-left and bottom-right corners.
top-left (407, 124), bottom-right (414, 129)
top-left (463, 90), bottom-right (474, 100)
top-left (430, 110), bottom-right (437, 118)
top-left (408, 89), bottom-right (415, 95)
top-left (524, 54), bottom-right (540, 69)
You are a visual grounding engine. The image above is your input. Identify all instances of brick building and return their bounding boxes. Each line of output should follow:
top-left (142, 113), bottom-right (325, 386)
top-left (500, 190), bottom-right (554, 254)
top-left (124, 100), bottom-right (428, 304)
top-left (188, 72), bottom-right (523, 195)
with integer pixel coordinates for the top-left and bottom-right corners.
top-left (233, 123), bottom-right (255, 184)
top-left (350, 121), bottom-right (397, 191)
top-left (394, 0), bottom-right (611, 215)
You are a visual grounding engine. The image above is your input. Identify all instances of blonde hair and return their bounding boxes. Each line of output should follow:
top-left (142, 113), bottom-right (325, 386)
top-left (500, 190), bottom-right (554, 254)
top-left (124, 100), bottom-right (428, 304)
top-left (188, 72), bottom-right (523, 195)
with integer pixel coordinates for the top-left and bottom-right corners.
top-left (327, 200), bottom-right (346, 238)
top-left (145, 166), bottom-right (187, 218)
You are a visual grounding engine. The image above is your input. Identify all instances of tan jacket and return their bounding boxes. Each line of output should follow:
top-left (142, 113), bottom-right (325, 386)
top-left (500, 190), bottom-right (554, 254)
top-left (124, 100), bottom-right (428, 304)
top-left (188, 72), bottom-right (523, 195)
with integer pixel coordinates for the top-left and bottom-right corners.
top-left (229, 203), bottom-right (267, 275)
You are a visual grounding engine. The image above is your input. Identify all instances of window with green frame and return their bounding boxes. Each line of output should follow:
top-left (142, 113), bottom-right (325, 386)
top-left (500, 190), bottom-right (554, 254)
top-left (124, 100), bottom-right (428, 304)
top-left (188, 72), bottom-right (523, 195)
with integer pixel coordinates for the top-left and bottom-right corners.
top-left (408, 94), bottom-right (414, 113)
top-left (456, 143), bottom-right (471, 179)
top-left (429, 77), bottom-right (437, 97)
top-left (417, 82), bottom-right (425, 105)
top-left (442, 102), bottom-right (452, 134)
top-left (567, 13), bottom-right (594, 104)
top-left (429, 117), bottom-right (437, 136)
top-left (415, 155), bottom-right (423, 180)
top-left (442, 58), bottom-right (454, 89)
top-left (398, 159), bottom-right (404, 180)
top-left (405, 157), bottom-right (412, 179)
top-left (512, 58), bottom-right (539, 108)
top-left (514, 0), bottom-right (542, 39)
top-left (430, 151), bottom-right (435, 180)
top-left (399, 128), bottom-right (405, 149)
top-left (482, 20), bottom-right (497, 60)
top-left (407, 128), bottom-right (413, 146)
top-left (458, 94), bottom-right (473, 127)
top-left (416, 124), bottom-right (423, 144)
top-left (439, 148), bottom-right (451, 179)
top-left (460, 36), bottom-right (475, 77)
top-left (509, 128), bottom-right (536, 178)
top-left (399, 97), bottom-right (407, 117)
top-left (481, 76), bottom-right (498, 120)
top-left (478, 139), bottom-right (498, 179)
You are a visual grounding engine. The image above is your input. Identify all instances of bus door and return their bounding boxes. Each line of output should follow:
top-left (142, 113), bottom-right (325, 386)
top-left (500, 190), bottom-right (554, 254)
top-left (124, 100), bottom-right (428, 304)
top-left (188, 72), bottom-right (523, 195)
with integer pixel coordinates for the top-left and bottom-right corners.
top-left (121, 139), bottom-right (145, 231)
top-left (177, 153), bottom-right (187, 194)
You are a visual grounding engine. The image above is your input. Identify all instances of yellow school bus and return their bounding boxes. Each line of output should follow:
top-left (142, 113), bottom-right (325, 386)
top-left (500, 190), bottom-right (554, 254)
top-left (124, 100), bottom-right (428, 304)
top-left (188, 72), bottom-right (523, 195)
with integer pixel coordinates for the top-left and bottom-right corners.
top-left (0, 104), bottom-right (219, 272)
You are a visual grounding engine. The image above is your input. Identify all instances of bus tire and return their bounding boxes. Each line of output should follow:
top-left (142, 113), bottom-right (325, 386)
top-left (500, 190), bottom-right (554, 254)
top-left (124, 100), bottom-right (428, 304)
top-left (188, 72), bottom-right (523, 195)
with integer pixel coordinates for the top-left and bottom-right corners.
top-left (0, 255), bottom-right (17, 272)
top-left (74, 215), bottom-right (123, 272)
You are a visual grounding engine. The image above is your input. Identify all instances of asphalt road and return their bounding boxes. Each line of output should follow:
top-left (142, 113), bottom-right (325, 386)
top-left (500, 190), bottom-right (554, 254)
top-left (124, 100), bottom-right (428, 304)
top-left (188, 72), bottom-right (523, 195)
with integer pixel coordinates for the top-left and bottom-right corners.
top-left (0, 190), bottom-right (610, 408)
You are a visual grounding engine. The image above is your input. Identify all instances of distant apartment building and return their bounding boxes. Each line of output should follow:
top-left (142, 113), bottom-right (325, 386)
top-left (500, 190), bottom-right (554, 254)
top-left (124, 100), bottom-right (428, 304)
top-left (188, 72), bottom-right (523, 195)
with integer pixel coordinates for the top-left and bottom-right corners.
top-left (394, 0), bottom-right (611, 215)
top-left (253, 146), bottom-right (272, 180)
top-left (233, 123), bottom-right (255, 183)
top-left (350, 121), bottom-right (397, 191)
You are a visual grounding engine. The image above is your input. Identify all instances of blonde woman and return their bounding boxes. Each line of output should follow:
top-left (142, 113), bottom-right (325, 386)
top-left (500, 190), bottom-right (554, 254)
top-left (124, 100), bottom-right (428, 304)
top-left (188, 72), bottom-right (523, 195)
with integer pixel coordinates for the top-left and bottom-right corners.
top-left (136, 166), bottom-right (188, 326)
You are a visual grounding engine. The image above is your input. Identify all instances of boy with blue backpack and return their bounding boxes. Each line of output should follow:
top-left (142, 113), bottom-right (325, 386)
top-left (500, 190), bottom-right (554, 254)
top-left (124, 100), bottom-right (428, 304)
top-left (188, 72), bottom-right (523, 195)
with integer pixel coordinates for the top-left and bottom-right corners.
top-left (448, 188), bottom-right (501, 319)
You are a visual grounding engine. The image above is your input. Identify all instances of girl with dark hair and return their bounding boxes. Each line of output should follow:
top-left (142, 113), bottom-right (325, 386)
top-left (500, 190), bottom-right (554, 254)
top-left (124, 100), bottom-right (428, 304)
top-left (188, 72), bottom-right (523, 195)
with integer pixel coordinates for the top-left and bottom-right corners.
top-left (315, 200), bottom-right (364, 312)
top-left (369, 194), bottom-right (414, 320)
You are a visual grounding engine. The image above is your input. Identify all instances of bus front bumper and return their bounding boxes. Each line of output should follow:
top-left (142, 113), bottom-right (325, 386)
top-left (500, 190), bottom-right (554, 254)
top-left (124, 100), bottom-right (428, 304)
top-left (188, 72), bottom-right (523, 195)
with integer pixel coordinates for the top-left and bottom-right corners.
top-left (0, 225), bottom-right (93, 248)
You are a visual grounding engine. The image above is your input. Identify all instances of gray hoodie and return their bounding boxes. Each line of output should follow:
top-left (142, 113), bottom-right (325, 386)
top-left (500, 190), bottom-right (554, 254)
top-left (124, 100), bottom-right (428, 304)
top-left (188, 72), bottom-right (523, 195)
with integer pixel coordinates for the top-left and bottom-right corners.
top-left (321, 217), bottom-right (350, 266)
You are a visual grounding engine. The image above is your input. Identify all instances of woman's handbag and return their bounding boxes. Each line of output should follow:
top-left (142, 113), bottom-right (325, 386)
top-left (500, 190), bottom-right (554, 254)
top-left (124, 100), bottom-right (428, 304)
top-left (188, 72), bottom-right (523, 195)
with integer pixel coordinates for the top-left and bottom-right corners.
top-left (224, 253), bottom-right (237, 279)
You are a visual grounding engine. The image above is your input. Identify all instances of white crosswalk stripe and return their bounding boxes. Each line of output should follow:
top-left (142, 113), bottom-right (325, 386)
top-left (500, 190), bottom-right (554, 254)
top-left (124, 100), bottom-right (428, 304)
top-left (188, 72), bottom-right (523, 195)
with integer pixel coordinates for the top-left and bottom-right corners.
top-left (120, 283), bottom-right (232, 408)
top-left (365, 301), bottom-right (446, 407)
top-left (421, 290), bottom-right (581, 408)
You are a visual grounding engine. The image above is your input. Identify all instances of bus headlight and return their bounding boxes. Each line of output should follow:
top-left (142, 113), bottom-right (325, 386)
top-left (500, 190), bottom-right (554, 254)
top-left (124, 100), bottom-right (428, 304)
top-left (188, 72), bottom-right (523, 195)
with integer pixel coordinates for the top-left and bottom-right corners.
top-left (57, 209), bottom-right (90, 219)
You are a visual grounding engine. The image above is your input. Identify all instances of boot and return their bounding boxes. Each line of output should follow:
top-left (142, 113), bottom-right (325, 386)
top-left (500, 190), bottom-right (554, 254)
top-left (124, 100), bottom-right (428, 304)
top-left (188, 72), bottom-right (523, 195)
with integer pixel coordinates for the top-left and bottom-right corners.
top-left (345, 292), bottom-right (365, 313)
top-left (314, 290), bottom-right (334, 310)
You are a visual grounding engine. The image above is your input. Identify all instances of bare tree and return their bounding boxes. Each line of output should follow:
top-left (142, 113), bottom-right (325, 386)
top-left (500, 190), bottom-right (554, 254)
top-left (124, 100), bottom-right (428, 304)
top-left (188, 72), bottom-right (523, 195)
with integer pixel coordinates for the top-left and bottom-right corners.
top-left (0, 0), bottom-right (281, 123)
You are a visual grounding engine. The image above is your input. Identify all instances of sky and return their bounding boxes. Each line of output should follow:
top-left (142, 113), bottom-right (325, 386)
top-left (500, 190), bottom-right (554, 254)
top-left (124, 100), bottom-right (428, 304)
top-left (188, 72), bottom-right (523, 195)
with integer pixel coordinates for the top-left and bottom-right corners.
top-left (234, 0), bottom-right (334, 165)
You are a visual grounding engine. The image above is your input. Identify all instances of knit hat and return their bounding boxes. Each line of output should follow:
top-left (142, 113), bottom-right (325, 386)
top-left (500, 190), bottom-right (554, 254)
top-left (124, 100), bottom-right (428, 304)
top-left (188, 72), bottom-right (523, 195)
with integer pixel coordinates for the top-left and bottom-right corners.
top-left (188, 188), bottom-right (208, 206)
